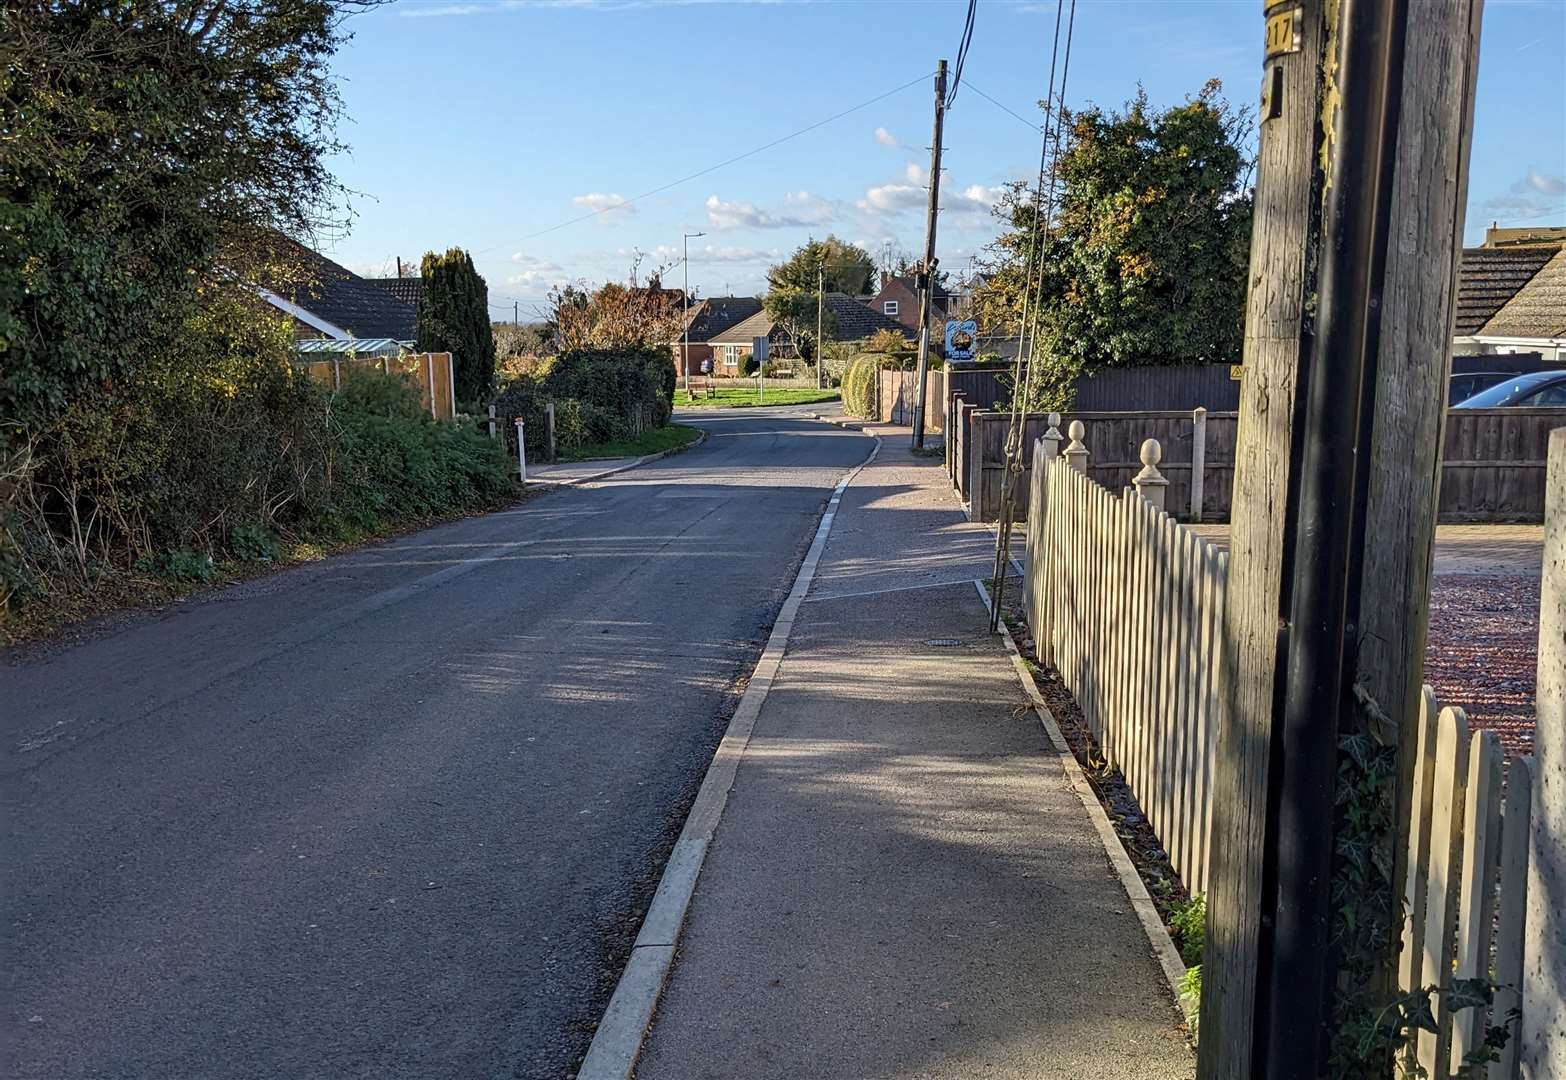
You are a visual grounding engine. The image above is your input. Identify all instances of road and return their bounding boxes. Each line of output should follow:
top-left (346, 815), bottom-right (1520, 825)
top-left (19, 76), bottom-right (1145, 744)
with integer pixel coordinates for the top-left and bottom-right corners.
top-left (2, 410), bottom-right (872, 1080)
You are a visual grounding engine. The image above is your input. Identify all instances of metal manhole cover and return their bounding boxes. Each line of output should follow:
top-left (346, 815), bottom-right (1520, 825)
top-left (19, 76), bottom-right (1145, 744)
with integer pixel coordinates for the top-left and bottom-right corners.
top-left (925, 638), bottom-right (962, 647)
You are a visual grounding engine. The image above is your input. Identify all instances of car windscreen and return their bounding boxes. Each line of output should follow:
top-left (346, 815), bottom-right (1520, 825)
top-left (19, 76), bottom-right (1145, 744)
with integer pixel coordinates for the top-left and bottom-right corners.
top-left (1454, 371), bottom-right (1563, 407)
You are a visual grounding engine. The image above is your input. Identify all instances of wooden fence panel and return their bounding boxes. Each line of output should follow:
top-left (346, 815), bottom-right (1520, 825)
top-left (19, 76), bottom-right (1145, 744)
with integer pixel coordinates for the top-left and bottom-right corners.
top-left (1020, 418), bottom-right (1548, 1066)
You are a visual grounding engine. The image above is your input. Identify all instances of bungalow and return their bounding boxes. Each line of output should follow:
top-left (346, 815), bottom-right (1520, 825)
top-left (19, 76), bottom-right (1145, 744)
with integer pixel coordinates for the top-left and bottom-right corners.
top-left (704, 293), bottom-right (916, 375)
top-left (1453, 227), bottom-right (1566, 363)
top-left (672, 296), bottom-right (765, 375)
top-left (253, 236), bottom-right (418, 344)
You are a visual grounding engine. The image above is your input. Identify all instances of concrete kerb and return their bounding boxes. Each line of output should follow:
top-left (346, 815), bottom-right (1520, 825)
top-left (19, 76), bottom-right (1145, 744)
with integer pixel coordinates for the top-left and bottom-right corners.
top-left (974, 578), bottom-right (1198, 1036)
top-left (525, 428), bottom-right (709, 488)
top-left (574, 433), bottom-right (883, 1080)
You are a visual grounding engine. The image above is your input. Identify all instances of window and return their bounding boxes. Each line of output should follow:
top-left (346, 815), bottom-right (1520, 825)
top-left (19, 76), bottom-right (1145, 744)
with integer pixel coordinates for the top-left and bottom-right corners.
top-left (724, 345), bottom-right (739, 365)
top-left (883, 300), bottom-right (899, 317)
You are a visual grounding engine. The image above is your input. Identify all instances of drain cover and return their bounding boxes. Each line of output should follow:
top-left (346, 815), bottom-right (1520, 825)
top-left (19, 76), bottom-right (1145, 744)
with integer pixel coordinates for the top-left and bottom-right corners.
top-left (925, 638), bottom-right (962, 647)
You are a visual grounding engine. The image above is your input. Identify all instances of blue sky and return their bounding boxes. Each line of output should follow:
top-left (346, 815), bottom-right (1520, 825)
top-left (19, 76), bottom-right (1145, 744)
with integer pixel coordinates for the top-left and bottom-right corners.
top-left (321, 0), bottom-right (1566, 322)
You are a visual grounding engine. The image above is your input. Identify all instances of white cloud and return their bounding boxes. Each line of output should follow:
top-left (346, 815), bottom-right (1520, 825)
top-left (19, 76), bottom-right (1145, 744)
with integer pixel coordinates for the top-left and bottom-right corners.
top-left (1478, 166), bottom-right (1566, 225)
top-left (1525, 167), bottom-right (1566, 196)
top-left (857, 183), bottom-right (926, 215)
top-left (507, 252), bottom-right (565, 289)
top-left (655, 243), bottom-right (775, 264)
top-left (572, 192), bottom-right (634, 217)
top-left (704, 192), bottom-right (835, 230)
top-left (874, 126), bottom-right (900, 148)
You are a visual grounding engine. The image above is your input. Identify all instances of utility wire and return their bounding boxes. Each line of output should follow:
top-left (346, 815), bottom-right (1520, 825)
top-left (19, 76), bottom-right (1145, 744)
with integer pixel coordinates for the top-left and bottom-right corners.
top-left (989, 0), bottom-right (1078, 632)
top-left (946, 0), bottom-right (978, 108)
top-left (962, 81), bottom-right (1044, 132)
top-left (474, 71), bottom-right (935, 257)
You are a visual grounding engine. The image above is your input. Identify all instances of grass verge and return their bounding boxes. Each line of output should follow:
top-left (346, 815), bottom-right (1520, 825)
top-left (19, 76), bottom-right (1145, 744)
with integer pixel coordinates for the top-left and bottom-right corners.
top-left (674, 388), bottom-right (839, 409)
top-left (559, 422), bottom-right (703, 462)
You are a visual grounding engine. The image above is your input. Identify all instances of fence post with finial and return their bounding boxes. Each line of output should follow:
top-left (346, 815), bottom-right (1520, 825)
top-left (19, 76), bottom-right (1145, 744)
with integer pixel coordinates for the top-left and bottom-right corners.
top-left (1133, 438), bottom-right (1169, 511)
top-left (1063, 419), bottom-right (1089, 474)
top-left (1041, 411), bottom-right (1063, 462)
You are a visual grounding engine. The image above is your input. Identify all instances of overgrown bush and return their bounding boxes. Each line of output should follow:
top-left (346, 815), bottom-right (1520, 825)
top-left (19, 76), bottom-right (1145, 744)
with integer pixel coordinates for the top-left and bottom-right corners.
top-left (841, 356), bottom-right (879, 419)
top-left (491, 345), bottom-right (675, 455)
top-left (2, 309), bottom-right (513, 620)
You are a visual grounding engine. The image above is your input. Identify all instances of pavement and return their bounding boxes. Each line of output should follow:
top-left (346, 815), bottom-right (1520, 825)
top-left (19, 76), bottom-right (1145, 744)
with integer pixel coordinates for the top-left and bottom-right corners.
top-left (1, 410), bottom-right (875, 1080)
top-left (634, 430), bottom-right (1193, 1080)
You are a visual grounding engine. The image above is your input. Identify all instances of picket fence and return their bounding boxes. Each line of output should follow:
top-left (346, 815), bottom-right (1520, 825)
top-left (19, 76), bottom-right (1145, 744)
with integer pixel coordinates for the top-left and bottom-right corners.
top-left (1021, 418), bottom-right (1556, 1077)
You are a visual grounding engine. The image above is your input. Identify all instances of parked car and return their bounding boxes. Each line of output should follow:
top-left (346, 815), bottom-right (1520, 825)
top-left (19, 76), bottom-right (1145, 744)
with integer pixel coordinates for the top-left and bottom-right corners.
top-left (1448, 370), bottom-right (1515, 405)
top-left (1453, 370), bottom-right (1566, 408)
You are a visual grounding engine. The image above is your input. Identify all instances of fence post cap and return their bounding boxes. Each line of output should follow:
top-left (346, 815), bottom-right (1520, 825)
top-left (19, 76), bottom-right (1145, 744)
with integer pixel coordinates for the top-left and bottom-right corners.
top-left (1133, 438), bottom-right (1169, 488)
top-left (1067, 419), bottom-right (1085, 440)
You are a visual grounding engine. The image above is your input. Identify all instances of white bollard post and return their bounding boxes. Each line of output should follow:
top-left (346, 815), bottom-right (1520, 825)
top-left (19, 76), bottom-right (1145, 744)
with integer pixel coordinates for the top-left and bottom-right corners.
top-left (514, 417), bottom-right (527, 482)
top-left (1063, 419), bottom-right (1089, 474)
top-left (487, 404), bottom-right (497, 440)
top-left (1132, 438), bottom-right (1169, 511)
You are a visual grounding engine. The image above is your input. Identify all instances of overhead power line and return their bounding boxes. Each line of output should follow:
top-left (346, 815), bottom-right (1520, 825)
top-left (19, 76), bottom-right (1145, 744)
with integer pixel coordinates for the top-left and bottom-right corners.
top-left (962, 80), bottom-right (1044, 132)
top-left (474, 70), bottom-right (936, 257)
top-left (946, 0), bottom-right (978, 108)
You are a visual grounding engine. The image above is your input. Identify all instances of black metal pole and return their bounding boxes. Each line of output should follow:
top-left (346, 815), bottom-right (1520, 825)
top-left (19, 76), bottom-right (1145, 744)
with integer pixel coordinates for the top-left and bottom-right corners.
top-left (1259, 0), bottom-right (1409, 1072)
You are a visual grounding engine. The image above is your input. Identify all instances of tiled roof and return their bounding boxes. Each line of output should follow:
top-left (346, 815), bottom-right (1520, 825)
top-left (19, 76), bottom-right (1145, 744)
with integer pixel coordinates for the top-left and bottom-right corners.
top-left (258, 235), bottom-right (418, 341)
top-left (367, 277), bottom-right (424, 311)
top-left (824, 293), bottom-right (917, 341)
top-left (684, 296), bottom-right (764, 342)
top-left (1478, 246), bottom-right (1566, 339)
top-left (709, 309), bottom-right (778, 345)
top-left (709, 295), bottom-right (919, 346)
top-left (1455, 246), bottom-right (1558, 335)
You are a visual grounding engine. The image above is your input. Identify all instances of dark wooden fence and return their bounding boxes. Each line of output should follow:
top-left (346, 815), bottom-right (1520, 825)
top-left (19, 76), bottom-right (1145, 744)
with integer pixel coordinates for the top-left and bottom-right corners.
top-left (1070, 364), bottom-right (1241, 411)
top-left (951, 406), bottom-right (1563, 524)
top-left (1440, 409), bottom-right (1563, 521)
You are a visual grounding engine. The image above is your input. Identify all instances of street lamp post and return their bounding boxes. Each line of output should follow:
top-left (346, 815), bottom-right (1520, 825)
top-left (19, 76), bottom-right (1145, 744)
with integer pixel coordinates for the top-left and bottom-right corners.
top-left (682, 231), bottom-right (705, 384)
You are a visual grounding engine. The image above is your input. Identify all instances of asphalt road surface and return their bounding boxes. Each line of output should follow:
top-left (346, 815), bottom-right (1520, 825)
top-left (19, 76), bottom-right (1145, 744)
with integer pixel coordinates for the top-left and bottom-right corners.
top-left (2, 411), bottom-right (873, 1080)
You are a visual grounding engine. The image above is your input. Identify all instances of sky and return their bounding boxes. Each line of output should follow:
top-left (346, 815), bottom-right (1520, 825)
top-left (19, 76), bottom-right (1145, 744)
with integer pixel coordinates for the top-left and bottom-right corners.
top-left (319, 0), bottom-right (1566, 323)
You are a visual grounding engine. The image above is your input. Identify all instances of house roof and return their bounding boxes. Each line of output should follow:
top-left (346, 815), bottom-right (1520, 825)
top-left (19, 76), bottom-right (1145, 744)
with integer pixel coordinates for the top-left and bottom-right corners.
top-left (683, 296), bottom-right (764, 342)
top-left (1455, 245), bottom-right (1559, 335)
top-left (1476, 246), bottom-right (1566, 340)
top-left (824, 293), bottom-right (918, 341)
top-left (366, 277), bottom-right (424, 311)
top-left (257, 235), bottom-right (418, 341)
top-left (709, 295), bottom-right (920, 347)
top-left (877, 273), bottom-right (951, 303)
top-left (709, 309), bottom-right (778, 345)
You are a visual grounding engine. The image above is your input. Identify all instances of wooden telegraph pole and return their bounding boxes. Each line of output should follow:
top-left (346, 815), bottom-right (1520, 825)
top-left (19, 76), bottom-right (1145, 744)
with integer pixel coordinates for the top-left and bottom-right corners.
top-left (1200, 0), bottom-right (1482, 1076)
top-left (910, 59), bottom-right (946, 450)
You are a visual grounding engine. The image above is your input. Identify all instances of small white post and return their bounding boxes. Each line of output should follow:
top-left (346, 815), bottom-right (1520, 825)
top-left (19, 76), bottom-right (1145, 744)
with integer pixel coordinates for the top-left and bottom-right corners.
top-left (487, 404), bottom-right (497, 440)
top-left (1063, 419), bottom-right (1089, 474)
top-left (514, 417), bottom-right (527, 482)
top-left (1191, 407), bottom-right (1208, 521)
top-left (1133, 438), bottom-right (1169, 511)
top-left (1042, 412), bottom-right (1064, 461)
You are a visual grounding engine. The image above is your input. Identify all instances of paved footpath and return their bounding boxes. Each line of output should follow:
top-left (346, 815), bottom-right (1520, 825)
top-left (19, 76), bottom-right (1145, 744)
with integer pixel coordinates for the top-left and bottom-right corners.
top-left (634, 431), bottom-right (1193, 1080)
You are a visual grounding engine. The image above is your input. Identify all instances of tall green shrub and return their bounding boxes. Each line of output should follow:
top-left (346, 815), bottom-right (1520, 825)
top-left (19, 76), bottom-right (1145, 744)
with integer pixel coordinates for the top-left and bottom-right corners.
top-left (841, 356), bottom-right (879, 419)
top-left (416, 248), bottom-right (497, 403)
top-left (1, 0), bottom-right (360, 433)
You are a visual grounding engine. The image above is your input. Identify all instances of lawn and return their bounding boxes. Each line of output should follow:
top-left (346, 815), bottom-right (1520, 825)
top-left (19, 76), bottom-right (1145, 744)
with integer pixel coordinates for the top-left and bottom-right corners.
top-left (561, 422), bottom-right (704, 462)
top-left (674, 387), bottom-right (840, 409)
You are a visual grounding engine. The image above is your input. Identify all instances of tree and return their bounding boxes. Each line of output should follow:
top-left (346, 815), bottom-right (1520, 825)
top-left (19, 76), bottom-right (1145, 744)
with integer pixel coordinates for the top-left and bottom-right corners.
top-left (416, 248), bottom-right (497, 403)
top-left (544, 258), bottom-right (684, 354)
top-left (763, 237), bottom-right (875, 360)
top-left (974, 80), bottom-right (1253, 408)
top-left (1, 0), bottom-right (372, 432)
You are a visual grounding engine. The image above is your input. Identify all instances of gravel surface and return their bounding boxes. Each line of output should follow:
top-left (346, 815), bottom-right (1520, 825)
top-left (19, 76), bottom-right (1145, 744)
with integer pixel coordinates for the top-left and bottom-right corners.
top-left (1423, 574), bottom-right (1541, 757)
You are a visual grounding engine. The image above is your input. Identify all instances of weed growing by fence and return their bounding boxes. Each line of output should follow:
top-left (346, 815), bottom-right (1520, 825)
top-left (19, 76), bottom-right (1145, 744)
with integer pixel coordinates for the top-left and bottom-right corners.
top-left (841, 357), bottom-right (879, 419)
